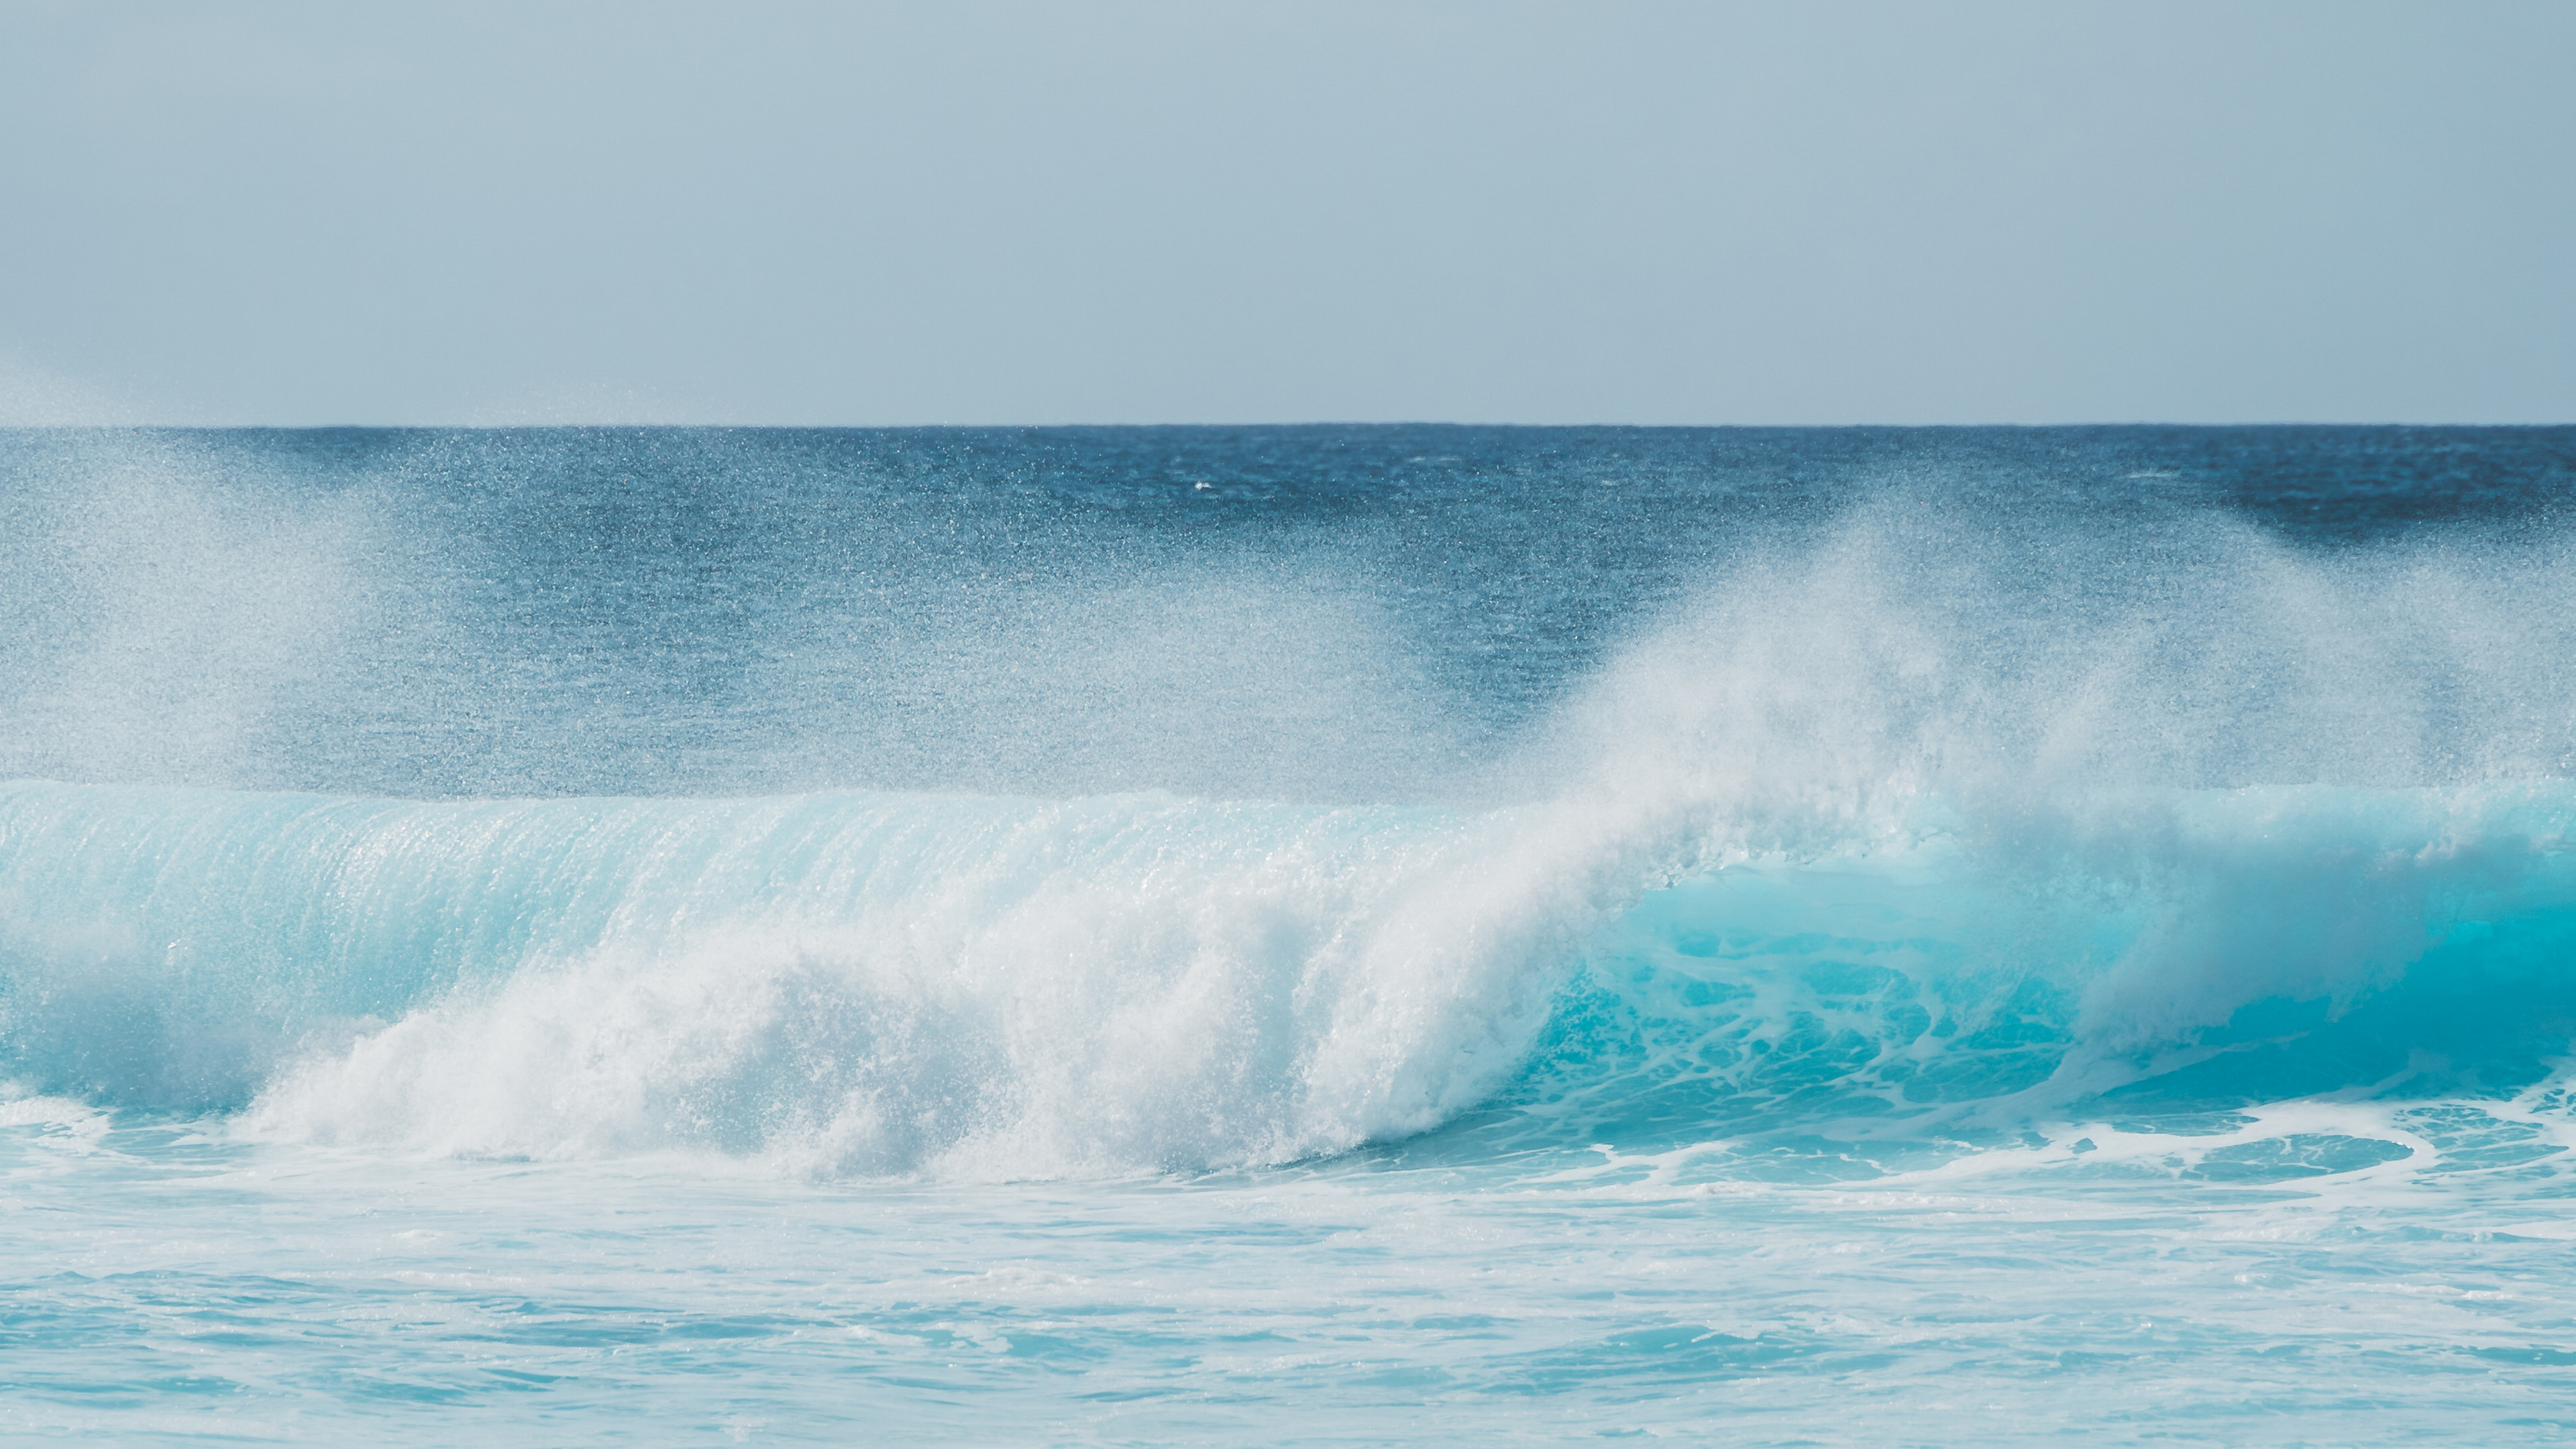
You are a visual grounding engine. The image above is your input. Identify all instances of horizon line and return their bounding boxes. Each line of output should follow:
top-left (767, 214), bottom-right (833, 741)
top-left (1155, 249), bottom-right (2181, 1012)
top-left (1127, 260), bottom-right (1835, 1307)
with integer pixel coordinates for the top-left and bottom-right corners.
top-left (7, 419), bottom-right (2574, 432)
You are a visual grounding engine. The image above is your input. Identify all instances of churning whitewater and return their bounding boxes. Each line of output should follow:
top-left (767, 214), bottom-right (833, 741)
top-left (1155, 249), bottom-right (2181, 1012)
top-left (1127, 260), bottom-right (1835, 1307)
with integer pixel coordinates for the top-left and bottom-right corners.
top-left (4, 426), bottom-right (2575, 1445)
top-left (5, 777), bottom-right (2573, 1183)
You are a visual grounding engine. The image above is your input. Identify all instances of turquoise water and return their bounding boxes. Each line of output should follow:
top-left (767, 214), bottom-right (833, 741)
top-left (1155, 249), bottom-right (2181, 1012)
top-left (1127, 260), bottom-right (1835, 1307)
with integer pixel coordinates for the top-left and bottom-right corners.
top-left (4, 426), bottom-right (2575, 1442)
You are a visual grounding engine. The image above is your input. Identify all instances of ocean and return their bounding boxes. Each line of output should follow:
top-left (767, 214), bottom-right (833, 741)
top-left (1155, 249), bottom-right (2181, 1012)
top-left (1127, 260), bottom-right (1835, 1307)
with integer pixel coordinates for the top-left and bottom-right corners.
top-left (3, 425), bottom-right (2573, 1444)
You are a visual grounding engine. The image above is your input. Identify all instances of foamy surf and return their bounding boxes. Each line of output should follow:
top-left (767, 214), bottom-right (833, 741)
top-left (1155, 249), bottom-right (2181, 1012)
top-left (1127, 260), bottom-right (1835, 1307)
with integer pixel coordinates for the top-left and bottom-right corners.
top-left (4, 774), bottom-right (2565, 1185)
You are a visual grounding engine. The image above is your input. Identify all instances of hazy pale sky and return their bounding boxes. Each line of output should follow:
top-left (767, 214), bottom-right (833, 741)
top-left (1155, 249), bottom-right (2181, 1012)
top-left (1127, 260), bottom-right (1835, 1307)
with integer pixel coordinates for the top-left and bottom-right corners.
top-left (2, 1), bottom-right (2569, 425)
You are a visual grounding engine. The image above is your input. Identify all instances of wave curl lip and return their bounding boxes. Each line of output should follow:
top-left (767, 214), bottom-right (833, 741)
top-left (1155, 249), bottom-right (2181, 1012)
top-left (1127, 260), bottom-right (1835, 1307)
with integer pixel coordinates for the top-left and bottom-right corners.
top-left (3, 773), bottom-right (2567, 1183)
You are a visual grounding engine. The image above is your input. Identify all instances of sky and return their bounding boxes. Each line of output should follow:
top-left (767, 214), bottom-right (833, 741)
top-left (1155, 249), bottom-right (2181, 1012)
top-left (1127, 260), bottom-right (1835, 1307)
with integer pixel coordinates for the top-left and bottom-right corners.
top-left (1, 1), bottom-right (2569, 426)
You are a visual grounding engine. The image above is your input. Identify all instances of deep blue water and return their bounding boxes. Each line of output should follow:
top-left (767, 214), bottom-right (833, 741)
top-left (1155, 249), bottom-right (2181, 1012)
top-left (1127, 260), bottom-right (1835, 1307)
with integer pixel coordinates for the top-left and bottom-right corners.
top-left (3, 426), bottom-right (2575, 1444)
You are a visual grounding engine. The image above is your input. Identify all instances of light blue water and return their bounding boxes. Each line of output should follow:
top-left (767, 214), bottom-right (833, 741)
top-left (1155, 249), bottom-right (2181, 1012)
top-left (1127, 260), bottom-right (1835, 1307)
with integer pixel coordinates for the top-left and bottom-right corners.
top-left (4, 427), bottom-right (2575, 1443)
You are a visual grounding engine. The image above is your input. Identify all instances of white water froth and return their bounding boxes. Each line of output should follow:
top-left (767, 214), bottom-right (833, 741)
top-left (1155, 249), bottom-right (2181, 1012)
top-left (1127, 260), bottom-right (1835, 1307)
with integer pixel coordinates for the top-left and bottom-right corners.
top-left (221, 791), bottom-right (1637, 1178)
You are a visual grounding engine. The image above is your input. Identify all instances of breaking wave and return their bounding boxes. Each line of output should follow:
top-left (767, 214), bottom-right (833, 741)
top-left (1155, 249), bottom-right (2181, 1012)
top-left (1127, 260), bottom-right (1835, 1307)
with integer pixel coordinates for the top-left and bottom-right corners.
top-left (4, 466), bottom-right (2573, 1181)
top-left (1, 773), bottom-right (2567, 1179)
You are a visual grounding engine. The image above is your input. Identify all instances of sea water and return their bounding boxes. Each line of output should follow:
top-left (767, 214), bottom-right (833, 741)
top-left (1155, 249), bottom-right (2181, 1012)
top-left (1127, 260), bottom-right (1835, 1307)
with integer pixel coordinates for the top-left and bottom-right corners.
top-left (2, 425), bottom-right (2573, 1444)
